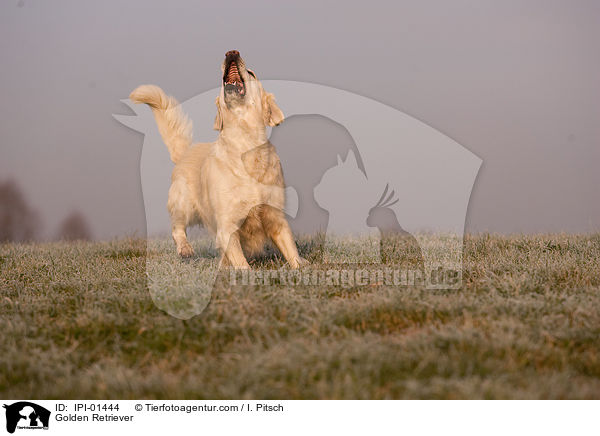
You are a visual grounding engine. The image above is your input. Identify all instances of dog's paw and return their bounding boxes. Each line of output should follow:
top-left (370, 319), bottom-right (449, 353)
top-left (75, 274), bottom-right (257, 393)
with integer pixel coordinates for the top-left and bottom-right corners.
top-left (290, 256), bottom-right (310, 269)
top-left (298, 256), bottom-right (310, 266)
top-left (177, 242), bottom-right (195, 258)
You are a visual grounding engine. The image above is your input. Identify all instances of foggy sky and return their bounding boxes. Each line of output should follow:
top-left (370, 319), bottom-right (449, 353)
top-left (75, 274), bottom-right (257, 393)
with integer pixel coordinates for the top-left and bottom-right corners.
top-left (1, 0), bottom-right (598, 239)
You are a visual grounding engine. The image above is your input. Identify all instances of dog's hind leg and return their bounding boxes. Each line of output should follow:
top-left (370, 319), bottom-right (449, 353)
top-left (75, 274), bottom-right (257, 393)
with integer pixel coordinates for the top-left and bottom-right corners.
top-left (168, 178), bottom-right (195, 258)
top-left (171, 221), bottom-right (193, 258)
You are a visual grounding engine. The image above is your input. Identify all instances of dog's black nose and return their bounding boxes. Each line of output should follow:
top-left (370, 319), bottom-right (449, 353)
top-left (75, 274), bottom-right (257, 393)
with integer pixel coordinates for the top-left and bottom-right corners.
top-left (225, 50), bottom-right (240, 59)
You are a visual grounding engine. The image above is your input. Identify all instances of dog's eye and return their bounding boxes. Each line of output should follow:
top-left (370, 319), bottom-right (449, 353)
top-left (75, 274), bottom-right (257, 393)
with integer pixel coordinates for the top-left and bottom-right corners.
top-left (247, 70), bottom-right (256, 79)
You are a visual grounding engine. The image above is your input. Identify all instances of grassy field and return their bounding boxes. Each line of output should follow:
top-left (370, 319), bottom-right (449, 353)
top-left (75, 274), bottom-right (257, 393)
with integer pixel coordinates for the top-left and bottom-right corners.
top-left (1, 234), bottom-right (599, 399)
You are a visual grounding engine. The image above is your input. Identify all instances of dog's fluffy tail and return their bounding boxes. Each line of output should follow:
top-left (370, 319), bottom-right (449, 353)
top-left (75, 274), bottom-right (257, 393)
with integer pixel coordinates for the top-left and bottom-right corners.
top-left (130, 85), bottom-right (193, 164)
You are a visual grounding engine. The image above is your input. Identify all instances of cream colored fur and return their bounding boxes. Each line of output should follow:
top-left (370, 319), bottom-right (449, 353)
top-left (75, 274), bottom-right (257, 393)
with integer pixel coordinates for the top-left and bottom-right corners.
top-left (129, 84), bottom-right (193, 164)
top-left (130, 53), bottom-right (305, 269)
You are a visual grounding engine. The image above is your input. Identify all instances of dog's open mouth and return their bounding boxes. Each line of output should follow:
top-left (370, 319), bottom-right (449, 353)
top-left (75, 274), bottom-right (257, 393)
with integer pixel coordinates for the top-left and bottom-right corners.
top-left (223, 59), bottom-right (245, 96)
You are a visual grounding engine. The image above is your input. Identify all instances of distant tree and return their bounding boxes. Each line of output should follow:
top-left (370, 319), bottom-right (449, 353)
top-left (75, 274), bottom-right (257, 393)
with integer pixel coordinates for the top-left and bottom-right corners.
top-left (57, 211), bottom-right (92, 241)
top-left (0, 179), bottom-right (41, 242)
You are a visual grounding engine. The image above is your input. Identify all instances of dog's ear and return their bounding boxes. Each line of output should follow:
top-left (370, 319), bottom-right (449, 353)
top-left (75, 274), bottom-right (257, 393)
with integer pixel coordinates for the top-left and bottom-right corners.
top-left (213, 96), bottom-right (223, 131)
top-left (262, 92), bottom-right (284, 127)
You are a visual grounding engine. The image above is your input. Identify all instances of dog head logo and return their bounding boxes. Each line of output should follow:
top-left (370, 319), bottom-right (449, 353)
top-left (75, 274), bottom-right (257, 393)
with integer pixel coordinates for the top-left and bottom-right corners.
top-left (3, 402), bottom-right (50, 433)
top-left (115, 79), bottom-right (481, 319)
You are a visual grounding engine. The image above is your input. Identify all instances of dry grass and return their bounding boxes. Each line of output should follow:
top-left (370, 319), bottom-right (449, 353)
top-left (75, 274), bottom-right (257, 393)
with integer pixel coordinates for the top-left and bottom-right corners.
top-left (1, 234), bottom-right (599, 399)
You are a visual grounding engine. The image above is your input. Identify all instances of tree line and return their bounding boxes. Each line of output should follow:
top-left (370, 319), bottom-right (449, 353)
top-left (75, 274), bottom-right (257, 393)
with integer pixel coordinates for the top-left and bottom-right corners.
top-left (0, 179), bottom-right (92, 242)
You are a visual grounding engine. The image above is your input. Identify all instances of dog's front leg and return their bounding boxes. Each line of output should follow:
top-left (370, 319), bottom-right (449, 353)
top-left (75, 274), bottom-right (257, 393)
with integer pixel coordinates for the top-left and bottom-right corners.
top-left (270, 225), bottom-right (308, 269)
top-left (261, 207), bottom-right (307, 269)
top-left (216, 226), bottom-right (250, 269)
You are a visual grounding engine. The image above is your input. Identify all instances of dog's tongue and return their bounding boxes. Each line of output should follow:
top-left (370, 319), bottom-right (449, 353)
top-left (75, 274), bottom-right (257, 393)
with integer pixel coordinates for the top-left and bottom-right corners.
top-left (226, 63), bottom-right (241, 83)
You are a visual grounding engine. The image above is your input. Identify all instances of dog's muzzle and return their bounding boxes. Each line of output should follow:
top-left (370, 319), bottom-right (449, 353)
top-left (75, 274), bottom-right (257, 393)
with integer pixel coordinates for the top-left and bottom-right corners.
top-left (223, 50), bottom-right (246, 96)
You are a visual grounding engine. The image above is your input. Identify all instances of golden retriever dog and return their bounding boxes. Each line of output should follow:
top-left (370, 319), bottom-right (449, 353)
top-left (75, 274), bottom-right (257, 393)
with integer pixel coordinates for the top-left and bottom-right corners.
top-left (130, 50), bottom-right (306, 269)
